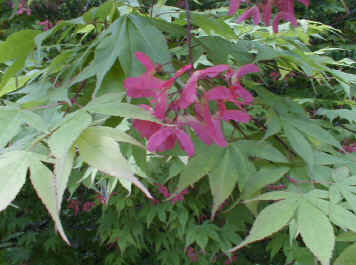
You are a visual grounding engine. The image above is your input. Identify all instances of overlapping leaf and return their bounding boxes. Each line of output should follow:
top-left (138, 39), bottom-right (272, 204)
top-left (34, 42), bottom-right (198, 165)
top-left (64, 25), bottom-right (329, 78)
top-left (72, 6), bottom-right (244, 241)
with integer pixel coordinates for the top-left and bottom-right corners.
top-left (76, 128), bottom-right (152, 198)
top-left (230, 198), bottom-right (298, 252)
top-left (297, 200), bottom-right (335, 265)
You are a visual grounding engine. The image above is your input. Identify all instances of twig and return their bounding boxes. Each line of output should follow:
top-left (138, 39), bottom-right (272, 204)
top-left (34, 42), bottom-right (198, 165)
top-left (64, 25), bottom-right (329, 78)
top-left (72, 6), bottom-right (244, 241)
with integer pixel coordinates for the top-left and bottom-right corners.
top-left (252, 118), bottom-right (298, 157)
top-left (230, 120), bottom-right (248, 139)
top-left (71, 80), bottom-right (87, 105)
top-left (339, 124), bottom-right (356, 134)
top-left (184, 0), bottom-right (194, 70)
top-left (29, 102), bottom-right (66, 111)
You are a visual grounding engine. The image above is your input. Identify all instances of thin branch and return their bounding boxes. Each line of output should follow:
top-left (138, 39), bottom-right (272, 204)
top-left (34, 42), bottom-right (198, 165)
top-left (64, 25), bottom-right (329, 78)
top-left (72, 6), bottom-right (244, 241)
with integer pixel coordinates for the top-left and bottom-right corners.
top-left (184, 0), bottom-right (194, 70)
top-left (29, 102), bottom-right (66, 111)
top-left (252, 118), bottom-right (298, 157)
top-left (339, 124), bottom-right (356, 134)
top-left (230, 120), bottom-right (248, 139)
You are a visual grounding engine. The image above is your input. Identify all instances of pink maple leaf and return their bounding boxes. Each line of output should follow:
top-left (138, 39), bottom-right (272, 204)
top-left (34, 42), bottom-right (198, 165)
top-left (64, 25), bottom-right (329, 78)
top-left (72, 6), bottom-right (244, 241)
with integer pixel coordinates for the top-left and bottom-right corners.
top-left (147, 126), bottom-right (195, 157)
top-left (273, 11), bottom-right (298, 33)
top-left (177, 65), bottom-right (230, 109)
top-left (236, 6), bottom-right (261, 25)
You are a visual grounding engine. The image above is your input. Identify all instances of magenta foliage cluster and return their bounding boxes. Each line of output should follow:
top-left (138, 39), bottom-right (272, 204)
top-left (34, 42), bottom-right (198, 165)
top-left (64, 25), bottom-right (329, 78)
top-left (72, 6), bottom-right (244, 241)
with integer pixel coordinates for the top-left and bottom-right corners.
top-left (124, 52), bottom-right (258, 157)
top-left (155, 183), bottom-right (189, 204)
top-left (8, 0), bottom-right (54, 31)
top-left (229, 0), bottom-right (310, 32)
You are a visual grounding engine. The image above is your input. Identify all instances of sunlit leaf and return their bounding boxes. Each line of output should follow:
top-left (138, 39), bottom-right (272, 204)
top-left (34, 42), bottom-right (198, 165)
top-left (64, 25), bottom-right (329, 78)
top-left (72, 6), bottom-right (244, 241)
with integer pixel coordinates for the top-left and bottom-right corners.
top-left (298, 200), bottom-right (334, 265)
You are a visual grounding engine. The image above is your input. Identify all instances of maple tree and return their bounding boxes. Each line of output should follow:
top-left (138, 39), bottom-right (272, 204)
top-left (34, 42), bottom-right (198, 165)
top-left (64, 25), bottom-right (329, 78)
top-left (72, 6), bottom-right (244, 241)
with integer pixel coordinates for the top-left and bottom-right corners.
top-left (0, 0), bottom-right (356, 264)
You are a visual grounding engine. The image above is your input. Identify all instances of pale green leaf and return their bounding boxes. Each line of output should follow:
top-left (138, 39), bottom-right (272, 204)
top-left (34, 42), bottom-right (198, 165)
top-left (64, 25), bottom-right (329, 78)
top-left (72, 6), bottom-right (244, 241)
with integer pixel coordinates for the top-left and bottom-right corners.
top-left (174, 145), bottom-right (223, 194)
top-left (54, 148), bottom-right (75, 211)
top-left (298, 200), bottom-right (335, 265)
top-left (230, 199), bottom-right (298, 252)
top-left (249, 191), bottom-right (299, 202)
top-left (48, 111), bottom-right (92, 158)
top-left (191, 14), bottom-right (235, 40)
top-left (0, 110), bottom-right (23, 148)
top-left (209, 148), bottom-right (239, 218)
top-left (76, 131), bottom-right (152, 198)
top-left (198, 37), bottom-right (254, 65)
top-left (263, 110), bottom-right (282, 140)
top-left (236, 140), bottom-right (288, 163)
top-left (242, 166), bottom-right (290, 199)
top-left (86, 92), bottom-right (125, 107)
top-left (0, 151), bottom-right (28, 211)
top-left (317, 108), bottom-right (356, 123)
top-left (333, 242), bottom-right (356, 265)
top-left (29, 160), bottom-right (69, 244)
top-left (87, 102), bottom-right (160, 123)
top-left (329, 203), bottom-right (356, 232)
top-left (82, 126), bottom-right (143, 148)
top-left (124, 14), bottom-right (172, 75)
top-left (283, 117), bottom-right (341, 149)
top-left (21, 110), bottom-right (48, 133)
top-left (283, 122), bottom-right (314, 166)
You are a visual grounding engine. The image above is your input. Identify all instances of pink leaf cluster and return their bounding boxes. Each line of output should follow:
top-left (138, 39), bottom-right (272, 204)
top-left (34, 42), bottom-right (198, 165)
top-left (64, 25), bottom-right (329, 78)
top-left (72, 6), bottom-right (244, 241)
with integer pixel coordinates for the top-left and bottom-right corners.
top-left (39, 20), bottom-right (54, 31)
top-left (342, 143), bottom-right (356, 153)
top-left (67, 199), bottom-right (96, 215)
top-left (124, 52), bottom-right (258, 156)
top-left (156, 183), bottom-right (189, 205)
top-left (229, 0), bottom-right (310, 33)
top-left (16, 0), bottom-right (31, 15)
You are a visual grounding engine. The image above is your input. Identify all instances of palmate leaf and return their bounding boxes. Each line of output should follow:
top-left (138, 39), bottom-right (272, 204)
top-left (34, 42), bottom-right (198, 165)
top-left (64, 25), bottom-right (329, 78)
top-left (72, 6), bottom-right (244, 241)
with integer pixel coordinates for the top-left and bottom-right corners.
top-left (317, 108), bottom-right (356, 123)
top-left (241, 166), bottom-right (290, 199)
top-left (230, 198), bottom-right (298, 252)
top-left (72, 14), bottom-right (172, 95)
top-left (282, 121), bottom-right (314, 166)
top-left (47, 110), bottom-right (92, 158)
top-left (262, 109), bottom-right (282, 140)
top-left (87, 102), bottom-right (160, 123)
top-left (0, 151), bottom-right (70, 244)
top-left (76, 129), bottom-right (152, 198)
top-left (54, 148), bottom-right (75, 211)
top-left (297, 200), bottom-right (335, 265)
top-left (329, 203), bottom-right (356, 233)
top-left (191, 14), bottom-right (235, 40)
top-left (330, 167), bottom-right (356, 214)
top-left (0, 107), bottom-right (48, 148)
top-left (174, 145), bottom-right (224, 195)
top-left (29, 159), bottom-right (70, 244)
top-left (0, 151), bottom-right (29, 211)
top-left (209, 146), bottom-right (240, 218)
top-left (82, 126), bottom-right (144, 148)
top-left (235, 140), bottom-right (288, 163)
top-left (0, 30), bottom-right (40, 88)
top-left (282, 117), bottom-right (341, 149)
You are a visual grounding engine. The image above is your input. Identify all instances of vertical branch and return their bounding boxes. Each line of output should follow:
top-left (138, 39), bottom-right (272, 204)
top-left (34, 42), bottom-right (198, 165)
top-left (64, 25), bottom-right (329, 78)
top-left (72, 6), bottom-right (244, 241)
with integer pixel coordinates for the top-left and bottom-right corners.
top-left (184, 0), bottom-right (194, 69)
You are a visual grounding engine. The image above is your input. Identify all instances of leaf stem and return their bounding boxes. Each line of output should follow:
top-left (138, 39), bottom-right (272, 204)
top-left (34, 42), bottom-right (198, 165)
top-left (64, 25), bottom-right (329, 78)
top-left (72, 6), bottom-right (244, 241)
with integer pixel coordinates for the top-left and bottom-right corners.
top-left (184, 0), bottom-right (194, 70)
